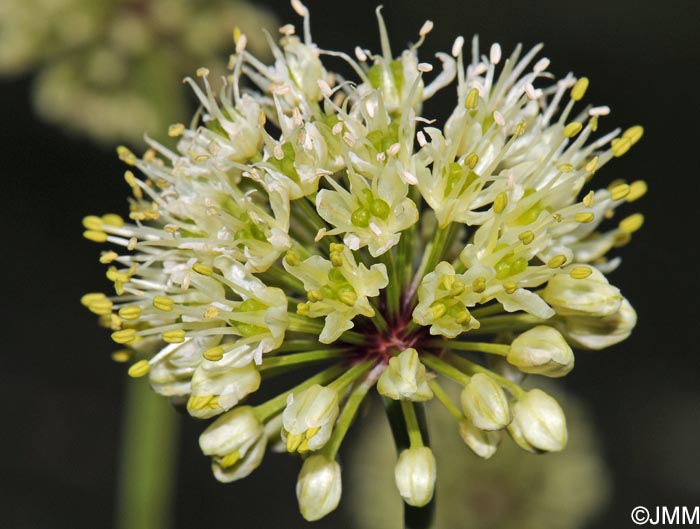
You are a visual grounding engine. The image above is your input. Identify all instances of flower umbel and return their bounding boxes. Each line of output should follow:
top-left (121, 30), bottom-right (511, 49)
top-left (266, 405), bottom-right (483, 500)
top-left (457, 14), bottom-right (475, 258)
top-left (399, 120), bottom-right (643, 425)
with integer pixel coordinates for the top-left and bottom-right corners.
top-left (82, 3), bottom-right (646, 522)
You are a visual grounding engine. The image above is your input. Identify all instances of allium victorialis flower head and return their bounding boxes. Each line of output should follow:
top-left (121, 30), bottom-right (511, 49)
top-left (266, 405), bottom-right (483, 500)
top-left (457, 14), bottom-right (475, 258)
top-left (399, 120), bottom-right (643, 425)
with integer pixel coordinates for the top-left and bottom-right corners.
top-left (82, 1), bottom-right (646, 521)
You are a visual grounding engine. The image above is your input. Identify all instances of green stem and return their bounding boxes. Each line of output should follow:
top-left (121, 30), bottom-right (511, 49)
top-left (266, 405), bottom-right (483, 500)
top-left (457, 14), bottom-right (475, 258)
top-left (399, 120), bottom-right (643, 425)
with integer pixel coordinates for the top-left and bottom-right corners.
top-left (422, 353), bottom-right (471, 385)
top-left (328, 359), bottom-right (374, 391)
top-left (254, 363), bottom-right (346, 422)
top-left (426, 339), bottom-right (509, 356)
top-left (384, 398), bottom-right (435, 529)
top-left (116, 379), bottom-right (178, 529)
top-left (324, 365), bottom-right (378, 458)
top-left (259, 349), bottom-right (351, 370)
top-left (469, 303), bottom-right (506, 318)
top-left (446, 352), bottom-right (525, 398)
top-left (427, 379), bottom-right (463, 420)
top-left (400, 400), bottom-right (424, 448)
top-left (382, 248), bottom-right (401, 320)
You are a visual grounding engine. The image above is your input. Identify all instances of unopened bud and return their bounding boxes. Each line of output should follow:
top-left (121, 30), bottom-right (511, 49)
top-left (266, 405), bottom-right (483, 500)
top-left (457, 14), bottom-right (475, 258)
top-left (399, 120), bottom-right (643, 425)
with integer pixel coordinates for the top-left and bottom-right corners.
top-left (507, 325), bottom-right (574, 377)
top-left (460, 373), bottom-right (512, 430)
top-left (377, 348), bottom-right (433, 401)
top-left (296, 454), bottom-right (342, 521)
top-left (510, 389), bottom-right (567, 452)
top-left (394, 447), bottom-right (436, 507)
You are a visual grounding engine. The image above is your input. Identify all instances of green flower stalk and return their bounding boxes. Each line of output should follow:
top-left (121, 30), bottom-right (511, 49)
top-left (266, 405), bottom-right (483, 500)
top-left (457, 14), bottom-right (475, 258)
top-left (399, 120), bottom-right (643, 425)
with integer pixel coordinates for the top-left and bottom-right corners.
top-left (82, 1), bottom-right (646, 522)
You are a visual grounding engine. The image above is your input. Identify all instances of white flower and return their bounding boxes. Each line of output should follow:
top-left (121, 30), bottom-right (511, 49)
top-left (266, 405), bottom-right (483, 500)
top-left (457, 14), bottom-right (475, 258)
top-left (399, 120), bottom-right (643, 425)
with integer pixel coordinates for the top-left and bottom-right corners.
top-left (542, 267), bottom-right (622, 317)
top-left (507, 325), bottom-right (574, 377)
top-left (394, 447), bottom-right (437, 507)
top-left (377, 348), bottom-right (433, 401)
top-left (282, 384), bottom-right (339, 453)
top-left (459, 419), bottom-right (502, 459)
top-left (296, 454), bottom-right (342, 521)
top-left (460, 373), bottom-right (512, 430)
top-left (510, 389), bottom-right (568, 452)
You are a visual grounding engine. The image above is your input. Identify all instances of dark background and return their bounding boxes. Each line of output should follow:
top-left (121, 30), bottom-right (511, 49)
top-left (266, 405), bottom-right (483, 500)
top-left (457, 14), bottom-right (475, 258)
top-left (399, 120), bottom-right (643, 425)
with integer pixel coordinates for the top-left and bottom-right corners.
top-left (2, 0), bottom-right (699, 528)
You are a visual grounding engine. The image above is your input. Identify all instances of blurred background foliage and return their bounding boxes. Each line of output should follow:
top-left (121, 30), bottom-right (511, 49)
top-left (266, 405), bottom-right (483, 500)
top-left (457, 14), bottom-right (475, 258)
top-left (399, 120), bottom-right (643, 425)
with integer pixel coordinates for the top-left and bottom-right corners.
top-left (1, 0), bottom-right (699, 528)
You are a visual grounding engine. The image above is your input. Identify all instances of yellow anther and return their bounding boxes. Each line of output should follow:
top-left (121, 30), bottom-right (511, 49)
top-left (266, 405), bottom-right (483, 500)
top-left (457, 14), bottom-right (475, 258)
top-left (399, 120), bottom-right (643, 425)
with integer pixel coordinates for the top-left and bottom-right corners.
top-left (203, 346), bottom-right (225, 361)
top-left (339, 290), bottom-right (358, 306)
top-left (493, 192), bottom-right (508, 214)
top-left (548, 255), bottom-right (567, 268)
top-left (439, 275), bottom-right (455, 291)
top-left (118, 306), bottom-right (141, 320)
top-left (610, 183), bottom-right (631, 201)
top-left (188, 395), bottom-right (216, 411)
top-left (81, 292), bottom-right (106, 307)
top-left (296, 303), bottom-right (310, 316)
top-left (307, 290), bottom-right (323, 302)
top-left (219, 450), bottom-right (241, 469)
top-left (286, 433), bottom-right (304, 452)
top-left (465, 152), bottom-right (479, 169)
top-left (163, 329), bottom-right (186, 343)
top-left (110, 314), bottom-right (123, 330)
top-left (196, 67), bottom-right (210, 77)
top-left (203, 306), bottom-right (219, 319)
top-left (305, 426), bottom-right (322, 439)
top-left (623, 125), bottom-right (644, 146)
top-left (329, 243), bottom-right (344, 253)
top-left (465, 87), bottom-right (480, 110)
top-left (430, 302), bottom-right (447, 319)
top-left (571, 77), bottom-right (589, 101)
top-left (627, 180), bottom-right (648, 202)
top-left (503, 281), bottom-right (517, 294)
top-left (557, 163), bottom-right (574, 173)
top-left (233, 26), bottom-right (242, 43)
top-left (111, 349), bottom-right (133, 363)
top-left (127, 237), bottom-right (137, 251)
top-left (582, 191), bottom-right (595, 208)
top-left (101, 214), bottom-right (124, 227)
top-left (455, 310), bottom-right (471, 324)
top-left (192, 263), bottom-right (213, 276)
top-left (112, 328), bottom-right (137, 344)
top-left (619, 213), bottom-right (644, 234)
top-left (611, 137), bottom-right (632, 157)
top-left (570, 266), bottom-right (593, 279)
top-left (589, 116), bottom-right (599, 132)
top-left (106, 267), bottom-right (131, 283)
top-left (518, 230), bottom-right (535, 245)
top-left (285, 251), bottom-right (301, 267)
top-left (168, 123), bottom-right (185, 137)
top-left (117, 146), bottom-right (137, 166)
top-left (82, 215), bottom-right (103, 230)
top-left (143, 149), bottom-right (157, 162)
top-left (613, 231), bottom-right (632, 247)
top-left (128, 359), bottom-right (151, 378)
top-left (88, 299), bottom-right (113, 316)
top-left (450, 283), bottom-right (465, 296)
top-left (563, 121), bottom-right (583, 138)
top-left (124, 170), bottom-right (137, 187)
top-left (585, 156), bottom-right (599, 173)
top-left (297, 439), bottom-right (310, 453)
top-left (99, 251), bottom-right (119, 264)
top-left (513, 121), bottom-right (526, 136)
top-left (472, 277), bottom-right (486, 293)
top-left (153, 296), bottom-right (174, 312)
top-left (575, 212), bottom-right (595, 223)
top-left (83, 230), bottom-right (108, 243)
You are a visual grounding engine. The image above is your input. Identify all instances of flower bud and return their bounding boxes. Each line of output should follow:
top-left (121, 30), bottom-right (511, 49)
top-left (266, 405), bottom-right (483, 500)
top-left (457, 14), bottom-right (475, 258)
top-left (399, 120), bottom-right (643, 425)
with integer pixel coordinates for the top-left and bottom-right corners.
top-left (377, 348), bottom-right (434, 401)
top-left (199, 406), bottom-right (266, 483)
top-left (510, 389), bottom-right (567, 452)
top-left (394, 447), bottom-right (437, 507)
top-left (187, 363), bottom-right (261, 419)
top-left (282, 384), bottom-right (339, 453)
top-left (460, 373), bottom-right (512, 430)
top-left (296, 454), bottom-right (342, 521)
top-left (558, 297), bottom-right (637, 349)
top-left (458, 419), bottom-right (502, 459)
top-left (507, 325), bottom-right (574, 377)
top-left (542, 267), bottom-right (621, 317)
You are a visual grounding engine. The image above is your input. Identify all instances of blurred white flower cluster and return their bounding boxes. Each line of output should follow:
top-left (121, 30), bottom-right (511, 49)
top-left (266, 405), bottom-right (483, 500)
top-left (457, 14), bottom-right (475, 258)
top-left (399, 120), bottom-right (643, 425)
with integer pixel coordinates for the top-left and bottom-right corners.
top-left (0, 0), bottom-right (277, 143)
top-left (82, 1), bottom-right (645, 521)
